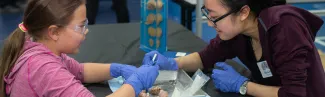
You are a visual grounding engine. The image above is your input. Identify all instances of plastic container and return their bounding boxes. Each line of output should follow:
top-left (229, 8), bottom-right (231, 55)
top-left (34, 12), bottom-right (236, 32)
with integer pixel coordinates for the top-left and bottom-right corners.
top-left (140, 0), bottom-right (168, 53)
top-left (108, 70), bottom-right (210, 97)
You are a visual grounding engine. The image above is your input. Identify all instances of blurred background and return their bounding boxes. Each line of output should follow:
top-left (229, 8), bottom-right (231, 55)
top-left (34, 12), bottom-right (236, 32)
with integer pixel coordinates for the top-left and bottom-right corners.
top-left (0, 0), bottom-right (325, 49)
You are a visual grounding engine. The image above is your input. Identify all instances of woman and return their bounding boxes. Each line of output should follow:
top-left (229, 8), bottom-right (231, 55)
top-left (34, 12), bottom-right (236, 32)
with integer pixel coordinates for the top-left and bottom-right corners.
top-left (0, 0), bottom-right (158, 97)
top-left (143, 0), bottom-right (325, 97)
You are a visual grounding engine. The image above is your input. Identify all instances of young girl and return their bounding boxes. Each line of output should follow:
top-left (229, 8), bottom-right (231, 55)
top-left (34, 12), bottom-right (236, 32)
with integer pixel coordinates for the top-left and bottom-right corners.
top-left (0, 0), bottom-right (158, 97)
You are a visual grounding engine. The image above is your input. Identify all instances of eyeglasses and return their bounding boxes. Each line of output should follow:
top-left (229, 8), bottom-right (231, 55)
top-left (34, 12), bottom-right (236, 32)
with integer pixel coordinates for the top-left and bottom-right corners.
top-left (63, 19), bottom-right (89, 35)
top-left (201, 6), bottom-right (234, 26)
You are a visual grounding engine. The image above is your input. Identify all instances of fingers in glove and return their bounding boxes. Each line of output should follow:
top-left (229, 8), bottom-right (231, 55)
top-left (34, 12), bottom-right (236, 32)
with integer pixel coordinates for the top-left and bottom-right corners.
top-left (215, 62), bottom-right (233, 70)
top-left (143, 55), bottom-right (154, 64)
top-left (145, 51), bottom-right (160, 57)
top-left (142, 61), bottom-right (155, 66)
top-left (212, 69), bottom-right (226, 75)
top-left (143, 51), bottom-right (160, 64)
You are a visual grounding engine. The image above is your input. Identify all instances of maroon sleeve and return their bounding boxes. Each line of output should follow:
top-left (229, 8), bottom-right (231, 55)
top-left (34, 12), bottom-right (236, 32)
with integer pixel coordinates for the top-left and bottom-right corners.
top-left (198, 35), bottom-right (236, 70)
top-left (270, 15), bottom-right (313, 97)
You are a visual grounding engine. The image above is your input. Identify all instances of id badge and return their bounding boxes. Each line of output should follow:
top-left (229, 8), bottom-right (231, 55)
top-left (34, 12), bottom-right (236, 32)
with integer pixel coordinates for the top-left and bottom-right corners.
top-left (257, 61), bottom-right (273, 78)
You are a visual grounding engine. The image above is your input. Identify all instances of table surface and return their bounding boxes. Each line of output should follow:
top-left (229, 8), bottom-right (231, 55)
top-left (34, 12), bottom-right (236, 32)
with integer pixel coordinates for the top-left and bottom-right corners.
top-left (68, 20), bottom-right (248, 97)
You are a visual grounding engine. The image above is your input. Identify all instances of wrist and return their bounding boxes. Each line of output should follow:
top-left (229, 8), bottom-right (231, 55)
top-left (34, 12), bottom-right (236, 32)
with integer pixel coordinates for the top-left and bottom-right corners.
top-left (236, 76), bottom-right (249, 93)
top-left (174, 58), bottom-right (182, 69)
top-left (167, 58), bottom-right (178, 70)
top-left (238, 77), bottom-right (249, 95)
top-left (125, 75), bottom-right (143, 96)
top-left (110, 63), bottom-right (124, 78)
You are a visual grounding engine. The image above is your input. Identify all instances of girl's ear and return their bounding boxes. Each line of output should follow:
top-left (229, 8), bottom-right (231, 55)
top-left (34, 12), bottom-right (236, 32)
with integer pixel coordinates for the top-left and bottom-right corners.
top-left (47, 25), bottom-right (60, 41)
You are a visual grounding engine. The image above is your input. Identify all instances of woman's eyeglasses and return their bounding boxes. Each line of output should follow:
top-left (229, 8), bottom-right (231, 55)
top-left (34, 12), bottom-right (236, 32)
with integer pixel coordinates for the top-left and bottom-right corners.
top-left (201, 6), bottom-right (235, 26)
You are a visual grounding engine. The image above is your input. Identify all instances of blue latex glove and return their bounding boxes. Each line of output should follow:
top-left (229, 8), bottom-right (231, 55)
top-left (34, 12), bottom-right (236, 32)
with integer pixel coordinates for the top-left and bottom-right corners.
top-left (143, 51), bottom-right (178, 70)
top-left (211, 62), bottom-right (248, 93)
top-left (125, 61), bottom-right (159, 96)
top-left (110, 63), bottom-right (137, 79)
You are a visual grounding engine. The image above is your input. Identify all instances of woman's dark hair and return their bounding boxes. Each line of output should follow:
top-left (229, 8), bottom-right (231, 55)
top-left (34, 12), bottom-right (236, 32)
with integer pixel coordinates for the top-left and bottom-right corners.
top-left (222, 0), bottom-right (287, 16)
top-left (0, 0), bottom-right (85, 97)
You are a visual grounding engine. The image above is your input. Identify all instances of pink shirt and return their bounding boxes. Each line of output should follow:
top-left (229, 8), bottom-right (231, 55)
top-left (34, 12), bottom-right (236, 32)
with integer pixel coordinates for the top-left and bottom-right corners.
top-left (4, 39), bottom-right (95, 97)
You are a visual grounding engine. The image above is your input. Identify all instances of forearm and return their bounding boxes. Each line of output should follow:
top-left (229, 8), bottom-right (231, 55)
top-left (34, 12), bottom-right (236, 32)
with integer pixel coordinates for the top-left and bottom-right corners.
top-left (175, 52), bottom-right (203, 72)
top-left (83, 63), bottom-right (112, 83)
top-left (247, 82), bottom-right (279, 97)
top-left (106, 84), bottom-right (135, 97)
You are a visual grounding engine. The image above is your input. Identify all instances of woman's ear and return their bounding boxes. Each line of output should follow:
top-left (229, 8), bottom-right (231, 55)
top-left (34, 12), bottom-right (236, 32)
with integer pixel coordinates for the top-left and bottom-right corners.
top-left (47, 25), bottom-right (60, 41)
top-left (239, 5), bottom-right (251, 21)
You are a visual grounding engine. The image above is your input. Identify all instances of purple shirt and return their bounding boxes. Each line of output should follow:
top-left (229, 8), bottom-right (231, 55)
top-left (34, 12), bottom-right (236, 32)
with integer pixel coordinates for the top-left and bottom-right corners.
top-left (199, 5), bottom-right (325, 97)
top-left (4, 39), bottom-right (95, 97)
